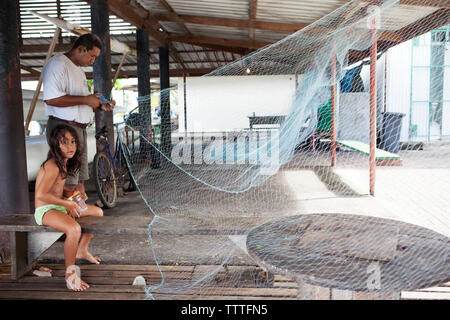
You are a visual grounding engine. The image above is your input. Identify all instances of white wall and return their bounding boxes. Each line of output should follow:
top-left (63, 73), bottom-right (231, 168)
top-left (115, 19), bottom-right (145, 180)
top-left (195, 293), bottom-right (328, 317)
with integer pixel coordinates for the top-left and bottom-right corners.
top-left (177, 74), bottom-right (297, 132)
top-left (385, 39), bottom-right (412, 142)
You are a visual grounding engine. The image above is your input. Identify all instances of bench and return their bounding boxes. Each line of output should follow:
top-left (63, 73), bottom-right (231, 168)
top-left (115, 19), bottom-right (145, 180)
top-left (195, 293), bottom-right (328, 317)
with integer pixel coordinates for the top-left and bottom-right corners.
top-left (248, 115), bottom-right (286, 130)
top-left (336, 139), bottom-right (402, 166)
top-left (0, 214), bottom-right (151, 280)
top-left (0, 214), bottom-right (260, 280)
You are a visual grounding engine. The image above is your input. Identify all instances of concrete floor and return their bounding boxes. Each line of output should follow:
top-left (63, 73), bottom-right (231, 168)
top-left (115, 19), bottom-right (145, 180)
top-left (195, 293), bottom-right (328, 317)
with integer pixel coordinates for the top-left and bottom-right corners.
top-left (34, 141), bottom-right (450, 270)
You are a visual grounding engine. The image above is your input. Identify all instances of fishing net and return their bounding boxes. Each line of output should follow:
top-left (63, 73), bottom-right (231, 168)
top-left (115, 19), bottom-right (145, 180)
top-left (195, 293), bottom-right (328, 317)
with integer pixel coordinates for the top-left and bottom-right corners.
top-left (117, 0), bottom-right (449, 299)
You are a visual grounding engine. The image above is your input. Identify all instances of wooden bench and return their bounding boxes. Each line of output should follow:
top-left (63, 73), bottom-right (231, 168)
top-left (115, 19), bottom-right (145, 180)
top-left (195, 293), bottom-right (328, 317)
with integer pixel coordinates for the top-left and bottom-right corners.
top-left (0, 214), bottom-right (260, 280)
top-left (0, 214), bottom-right (151, 280)
top-left (336, 139), bottom-right (402, 166)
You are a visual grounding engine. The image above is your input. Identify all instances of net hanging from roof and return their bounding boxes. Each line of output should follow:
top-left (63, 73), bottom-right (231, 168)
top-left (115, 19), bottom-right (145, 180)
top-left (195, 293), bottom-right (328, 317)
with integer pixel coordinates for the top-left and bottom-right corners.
top-left (116, 0), bottom-right (450, 299)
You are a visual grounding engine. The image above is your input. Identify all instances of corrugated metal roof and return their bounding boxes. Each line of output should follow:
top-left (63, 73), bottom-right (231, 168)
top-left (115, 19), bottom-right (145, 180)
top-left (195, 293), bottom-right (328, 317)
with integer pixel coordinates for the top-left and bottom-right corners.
top-left (140, 0), bottom-right (250, 19)
top-left (17, 0), bottom-right (449, 80)
top-left (257, 0), bottom-right (351, 24)
top-left (20, 0), bottom-right (136, 38)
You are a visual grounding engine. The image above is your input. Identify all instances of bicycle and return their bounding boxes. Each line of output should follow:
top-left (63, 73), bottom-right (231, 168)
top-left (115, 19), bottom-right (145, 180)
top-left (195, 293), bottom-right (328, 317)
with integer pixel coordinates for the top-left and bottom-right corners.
top-left (93, 123), bottom-right (136, 208)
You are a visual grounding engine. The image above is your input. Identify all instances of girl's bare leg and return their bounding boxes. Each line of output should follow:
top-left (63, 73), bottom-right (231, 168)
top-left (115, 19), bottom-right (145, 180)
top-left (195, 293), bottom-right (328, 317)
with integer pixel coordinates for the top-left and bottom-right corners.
top-left (76, 204), bottom-right (103, 264)
top-left (42, 209), bottom-right (89, 291)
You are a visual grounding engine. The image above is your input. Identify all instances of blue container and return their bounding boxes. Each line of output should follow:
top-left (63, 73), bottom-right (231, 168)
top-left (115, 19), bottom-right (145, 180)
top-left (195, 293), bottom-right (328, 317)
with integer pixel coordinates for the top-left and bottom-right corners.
top-left (379, 112), bottom-right (405, 153)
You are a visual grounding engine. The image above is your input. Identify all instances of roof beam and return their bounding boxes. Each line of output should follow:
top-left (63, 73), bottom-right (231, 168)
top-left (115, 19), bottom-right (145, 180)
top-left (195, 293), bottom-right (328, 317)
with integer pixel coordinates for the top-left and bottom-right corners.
top-left (26, 10), bottom-right (135, 55)
top-left (107, 0), bottom-right (187, 71)
top-left (21, 68), bottom-right (216, 81)
top-left (348, 8), bottom-right (449, 65)
top-left (168, 35), bottom-right (271, 50)
top-left (157, 0), bottom-right (192, 36)
top-left (20, 65), bottom-right (40, 76)
top-left (152, 13), bottom-right (308, 33)
top-left (249, 0), bottom-right (258, 41)
top-left (399, 0), bottom-right (450, 9)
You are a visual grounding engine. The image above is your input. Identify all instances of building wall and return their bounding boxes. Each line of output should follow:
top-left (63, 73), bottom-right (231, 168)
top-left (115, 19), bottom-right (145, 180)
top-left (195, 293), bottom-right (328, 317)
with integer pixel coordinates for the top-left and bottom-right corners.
top-left (177, 74), bottom-right (297, 132)
top-left (385, 26), bottom-right (450, 142)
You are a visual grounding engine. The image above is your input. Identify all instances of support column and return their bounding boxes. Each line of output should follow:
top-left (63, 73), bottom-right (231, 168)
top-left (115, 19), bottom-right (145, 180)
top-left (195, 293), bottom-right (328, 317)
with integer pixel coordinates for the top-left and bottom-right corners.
top-left (0, 0), bottom-right (30, 262)
top-left (368, 7), bottom-right (378, 196)
top-left (330, 49), bottom-right (337, 167)
top-left (136, 28), bottom-right (153, 164)
top-left (159, 46), bottom-right (172, 158)
top-left (91, 0), bottom-right (113, 152)
top-left (183, 73), bottom-right (187, 139)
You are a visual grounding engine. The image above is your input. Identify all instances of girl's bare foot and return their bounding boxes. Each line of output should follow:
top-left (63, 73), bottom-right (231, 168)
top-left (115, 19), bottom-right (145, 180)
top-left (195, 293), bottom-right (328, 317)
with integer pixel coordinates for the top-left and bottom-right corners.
top-left (76, 250), bottom-right (101, 264)
top-left (39, 266), bottom-right (52, 273)
top-left (66, 265), bottom-right (89, 291)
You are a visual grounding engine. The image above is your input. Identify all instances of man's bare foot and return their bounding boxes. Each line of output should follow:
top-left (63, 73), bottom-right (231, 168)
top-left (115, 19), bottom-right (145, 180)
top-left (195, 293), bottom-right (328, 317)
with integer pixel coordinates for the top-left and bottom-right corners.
top-left (76, 250), bottom-right (101, 264)
top-left (66, 265), bottom-right (89, 291)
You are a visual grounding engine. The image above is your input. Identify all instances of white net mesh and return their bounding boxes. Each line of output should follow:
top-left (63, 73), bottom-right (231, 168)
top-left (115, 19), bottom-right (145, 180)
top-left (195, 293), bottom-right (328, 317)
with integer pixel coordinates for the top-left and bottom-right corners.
top-left (117, 0), bottom-right (449, 299)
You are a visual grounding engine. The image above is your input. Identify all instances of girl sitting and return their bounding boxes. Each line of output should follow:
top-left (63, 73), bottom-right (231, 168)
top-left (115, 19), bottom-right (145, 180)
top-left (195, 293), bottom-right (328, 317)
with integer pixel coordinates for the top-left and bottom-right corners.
top-left (34, 124), bottom-right (103, 291)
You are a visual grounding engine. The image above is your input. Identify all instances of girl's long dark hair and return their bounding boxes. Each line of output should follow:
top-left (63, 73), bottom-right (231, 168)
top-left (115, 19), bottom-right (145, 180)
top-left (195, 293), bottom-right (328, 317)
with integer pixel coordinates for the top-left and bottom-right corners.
top-left (43, 125), bottom-right (82, 179)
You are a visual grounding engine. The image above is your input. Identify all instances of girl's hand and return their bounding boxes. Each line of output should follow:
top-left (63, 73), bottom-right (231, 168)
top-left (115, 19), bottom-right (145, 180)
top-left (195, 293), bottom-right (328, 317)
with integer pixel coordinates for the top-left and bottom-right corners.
top-left (65, 200), bottom-right (80, 219)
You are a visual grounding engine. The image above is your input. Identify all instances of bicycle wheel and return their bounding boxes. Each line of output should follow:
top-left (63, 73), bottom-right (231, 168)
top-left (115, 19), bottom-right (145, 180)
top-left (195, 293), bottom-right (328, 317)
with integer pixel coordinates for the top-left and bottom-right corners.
top-left (93, 151), bottom-right (117, 208)
top-left (119, 153), bottom-right (136, 192)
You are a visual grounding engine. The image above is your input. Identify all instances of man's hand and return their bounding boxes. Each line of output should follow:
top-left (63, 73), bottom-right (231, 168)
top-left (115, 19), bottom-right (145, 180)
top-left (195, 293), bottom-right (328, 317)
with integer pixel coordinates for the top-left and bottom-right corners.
top-left (85, 94), bottom-right (103, 110)
top-left (100, 98), bottom-right (116, 112)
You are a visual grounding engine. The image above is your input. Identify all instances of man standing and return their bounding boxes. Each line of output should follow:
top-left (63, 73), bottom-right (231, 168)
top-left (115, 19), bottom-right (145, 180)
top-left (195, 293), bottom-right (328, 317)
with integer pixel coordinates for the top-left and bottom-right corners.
top-left (42, 33), bottom-right (115, 200)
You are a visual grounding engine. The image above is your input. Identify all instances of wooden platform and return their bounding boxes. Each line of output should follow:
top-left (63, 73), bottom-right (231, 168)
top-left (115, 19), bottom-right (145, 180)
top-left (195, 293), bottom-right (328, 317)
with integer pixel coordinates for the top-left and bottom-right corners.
top-left (0, 263), bottom-right (448, 300)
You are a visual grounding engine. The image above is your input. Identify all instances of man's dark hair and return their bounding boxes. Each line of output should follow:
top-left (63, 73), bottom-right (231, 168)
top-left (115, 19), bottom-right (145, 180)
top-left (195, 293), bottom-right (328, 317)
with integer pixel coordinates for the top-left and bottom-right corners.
top-left (71, 33), bottom-right (102, 52)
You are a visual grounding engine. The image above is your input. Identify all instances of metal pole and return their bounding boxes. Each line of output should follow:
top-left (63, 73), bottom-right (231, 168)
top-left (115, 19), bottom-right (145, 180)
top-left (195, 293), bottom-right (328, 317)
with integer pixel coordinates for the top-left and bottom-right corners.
top-left (331, 49), bottom-right (337, 167)
top-left (369, 11), bottom-right (378, 196)
top-left (0, 0), bottom-right (30, 261)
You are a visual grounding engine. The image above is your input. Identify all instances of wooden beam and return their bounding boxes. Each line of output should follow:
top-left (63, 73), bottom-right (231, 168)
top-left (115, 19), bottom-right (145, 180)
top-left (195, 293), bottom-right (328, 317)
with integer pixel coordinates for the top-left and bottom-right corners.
top-left (20, 65), bottom-right (39, 76)
top-left (167, 35), bottom-right (270, 49)
top-left (398, 8), bottom-right (450, 40)
top-left (399, 0), bottom-right (450, 9)
top-left (157, 0), bottom-right (192, 36)
top-left (26, 10), bottom-right (135, 55)
top-left (107, 0), bottom-right (187, 71)
top-left (249, 0), bottom-right (258, 41)
top-left (152, 13), bottom-right (308, 33)
top-left (21, 68), bottom-right (217, 81)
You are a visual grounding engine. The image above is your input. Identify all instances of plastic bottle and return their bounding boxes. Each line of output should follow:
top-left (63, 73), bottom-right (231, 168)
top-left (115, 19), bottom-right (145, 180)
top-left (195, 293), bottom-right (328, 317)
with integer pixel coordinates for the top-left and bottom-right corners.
top-left (68, 191), bottom-right (88, 216)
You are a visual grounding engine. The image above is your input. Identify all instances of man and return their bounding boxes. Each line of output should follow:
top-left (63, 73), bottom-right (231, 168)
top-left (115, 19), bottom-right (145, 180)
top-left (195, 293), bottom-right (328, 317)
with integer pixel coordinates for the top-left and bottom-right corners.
top-left (42, 33), bottom-right (115, 200)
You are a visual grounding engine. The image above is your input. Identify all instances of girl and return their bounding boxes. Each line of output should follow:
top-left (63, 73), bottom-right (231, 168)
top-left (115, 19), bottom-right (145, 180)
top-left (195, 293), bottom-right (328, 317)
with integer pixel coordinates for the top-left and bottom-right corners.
top-left (34, 124), bottom-right (103, 291)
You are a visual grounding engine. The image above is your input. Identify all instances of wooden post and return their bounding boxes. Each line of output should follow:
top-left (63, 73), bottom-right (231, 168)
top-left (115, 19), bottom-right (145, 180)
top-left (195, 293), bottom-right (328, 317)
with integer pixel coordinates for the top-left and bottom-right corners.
top-left (136, 28), bottom-right (153, 164)
top-left (24, 28), bottom-right (60, 136)
top-left (368, 7), bottom-right (378, 196)
top-left (331, 49), bottom-right (337, 167)
top-left (159, 46), bottom-right (172, 158)
top-left (183, 73), bottom-right (187, 140)
top-left (111, 51), bottom-right (128, 89)
top-left (0, 0), bottom-right (30, 262)
top-left (91, 0), bottom-right (113, 152)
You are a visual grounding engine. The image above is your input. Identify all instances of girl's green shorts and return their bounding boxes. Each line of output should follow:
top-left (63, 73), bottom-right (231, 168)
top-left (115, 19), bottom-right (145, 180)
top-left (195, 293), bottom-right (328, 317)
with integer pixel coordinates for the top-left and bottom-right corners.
top-left (34, 205), bottom-right (67, 226)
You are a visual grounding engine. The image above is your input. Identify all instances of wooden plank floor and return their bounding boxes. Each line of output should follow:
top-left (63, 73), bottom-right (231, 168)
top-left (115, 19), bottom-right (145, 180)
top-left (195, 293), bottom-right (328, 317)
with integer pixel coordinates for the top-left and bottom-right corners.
top-left (0, 263), bottom-right (448, 300)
